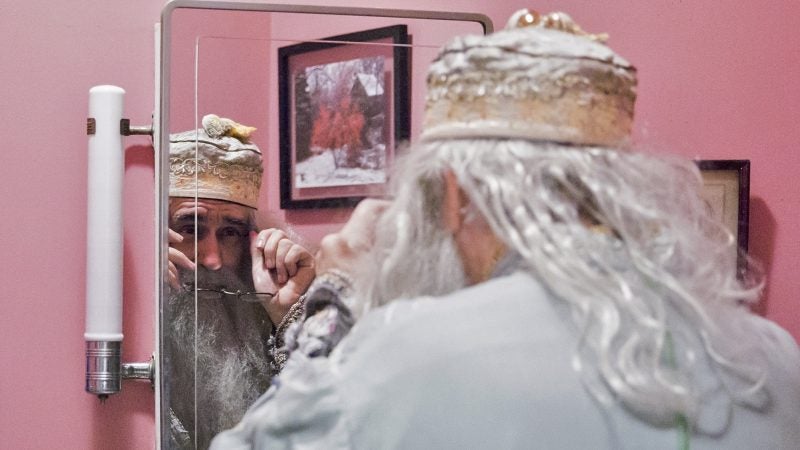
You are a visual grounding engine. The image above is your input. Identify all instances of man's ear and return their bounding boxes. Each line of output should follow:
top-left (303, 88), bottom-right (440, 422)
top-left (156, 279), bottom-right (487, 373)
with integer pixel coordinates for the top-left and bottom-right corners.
top-left (442, 170), bottom-right (464, 234)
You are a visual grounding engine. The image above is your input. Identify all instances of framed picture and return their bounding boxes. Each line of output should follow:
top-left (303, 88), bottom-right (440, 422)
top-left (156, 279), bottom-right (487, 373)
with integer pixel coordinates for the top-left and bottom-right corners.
top-left (695, 160), bottom-right (750, 273)
top-left (279, 25), bottom-right (410, 209)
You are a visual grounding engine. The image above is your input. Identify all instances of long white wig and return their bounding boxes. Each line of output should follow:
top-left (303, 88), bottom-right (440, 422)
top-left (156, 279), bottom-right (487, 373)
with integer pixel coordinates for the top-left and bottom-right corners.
top-left (359, 138), bottom-right (767, 430)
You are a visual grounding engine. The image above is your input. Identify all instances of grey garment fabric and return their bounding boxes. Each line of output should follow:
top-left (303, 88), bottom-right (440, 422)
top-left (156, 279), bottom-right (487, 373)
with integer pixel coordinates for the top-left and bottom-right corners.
top-left (282, 278), bottom-right (357, 359)
top-left (211, 271), bottom-right (800, 449)
top-left (283, 253), bottom-right (519, 362)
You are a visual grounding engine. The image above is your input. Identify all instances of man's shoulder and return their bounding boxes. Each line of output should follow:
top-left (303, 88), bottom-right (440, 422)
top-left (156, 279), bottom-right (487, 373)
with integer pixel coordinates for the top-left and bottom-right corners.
top-left (361, 271), bottom-right (547, 327)
top-left (331, 271), bottom-right (568, 364)
top-left (744, 313), bottom-right (800, 381)
top-left (408, 270), bottom-right (543, 308)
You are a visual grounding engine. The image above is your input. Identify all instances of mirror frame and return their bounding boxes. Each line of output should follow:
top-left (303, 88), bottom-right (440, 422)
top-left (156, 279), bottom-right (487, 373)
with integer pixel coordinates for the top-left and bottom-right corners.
top-left (156, 1), bottom-right (492, 445)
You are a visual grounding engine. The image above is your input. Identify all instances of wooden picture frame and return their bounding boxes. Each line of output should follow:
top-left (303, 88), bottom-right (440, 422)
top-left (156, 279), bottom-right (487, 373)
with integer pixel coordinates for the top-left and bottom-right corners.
top-left (696, 159), bottom-right (750, 273)
top-left (278, 25), bottom-right (410, 209)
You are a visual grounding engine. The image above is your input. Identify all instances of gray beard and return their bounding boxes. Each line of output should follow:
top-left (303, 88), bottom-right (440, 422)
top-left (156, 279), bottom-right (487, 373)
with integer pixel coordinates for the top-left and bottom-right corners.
top-left (355, 208), bottom-right (468, 313)
top-left (165, 266), bottom-right (272, 449)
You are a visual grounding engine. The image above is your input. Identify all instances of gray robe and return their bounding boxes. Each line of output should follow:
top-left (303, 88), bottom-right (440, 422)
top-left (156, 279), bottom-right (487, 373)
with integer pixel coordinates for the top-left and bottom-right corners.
top-left (211, 266), bottom-right (800, 449)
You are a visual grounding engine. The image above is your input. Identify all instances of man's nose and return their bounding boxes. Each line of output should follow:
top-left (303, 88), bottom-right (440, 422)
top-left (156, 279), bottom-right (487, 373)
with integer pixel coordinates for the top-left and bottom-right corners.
top-left (197, 235), bottom-right (223, 270)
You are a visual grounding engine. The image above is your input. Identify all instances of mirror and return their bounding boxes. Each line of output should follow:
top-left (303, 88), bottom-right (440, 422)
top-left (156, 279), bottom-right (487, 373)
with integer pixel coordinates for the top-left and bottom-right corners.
top-left (158, 2), bottom-right (491, 448)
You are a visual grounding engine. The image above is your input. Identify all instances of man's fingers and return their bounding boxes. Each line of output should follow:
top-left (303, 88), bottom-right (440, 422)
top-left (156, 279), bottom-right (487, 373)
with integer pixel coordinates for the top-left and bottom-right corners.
top-left (316, 233), bottom-right (352, 274)
top-left (273, 240), bottom-right (313, 283)
top-left (319, 233), bottom-right (350, 258)
top-left (168, 261), bottom-right (181, 290)
top-left (340, 199), bottom-right (391, 249)
top-left (281, 243), bottom-right (310, 278)
top-left (168, 247), bottom-right (195, 271)
top-left (272, 239), bottom-right (294, 284)
top-left (343, 199), bottom-right (390, 230)
top-left (253, 228), bottom-right (289, 269)
top-left (250, 231), bottom-right (264, 269)
top-left (263, 229), bottom-right (288, 269)
top-left (251, 228), bottom-right (314, 286)
top-left (168, 228), bottom-right (184, 244)
top-left (168, 228), bottom-right (194, 281)
top-left (313, 200), bottom-right (390, 274)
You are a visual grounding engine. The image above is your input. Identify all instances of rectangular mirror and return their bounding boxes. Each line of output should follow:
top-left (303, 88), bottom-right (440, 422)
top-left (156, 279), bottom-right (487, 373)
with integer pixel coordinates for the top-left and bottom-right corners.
top-left (159, 2), bottom-right (491, 448)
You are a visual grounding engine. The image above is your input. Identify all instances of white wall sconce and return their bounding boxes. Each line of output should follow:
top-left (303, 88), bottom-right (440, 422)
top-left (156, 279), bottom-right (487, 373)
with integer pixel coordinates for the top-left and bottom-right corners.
top-left (85, 85), bottom-right (154, 401)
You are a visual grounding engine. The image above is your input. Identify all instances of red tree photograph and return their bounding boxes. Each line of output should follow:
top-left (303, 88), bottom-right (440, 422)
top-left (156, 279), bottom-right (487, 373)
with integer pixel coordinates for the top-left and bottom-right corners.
top-left (294, 55), bottom-right (388, 188)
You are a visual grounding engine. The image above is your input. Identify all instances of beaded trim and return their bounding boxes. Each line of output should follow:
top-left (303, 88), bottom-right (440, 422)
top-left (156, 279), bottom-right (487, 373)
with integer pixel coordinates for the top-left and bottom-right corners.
top-left (268, 294), bottom-right (306, 376)
top-left (309, 269), bottom-right (355, 300)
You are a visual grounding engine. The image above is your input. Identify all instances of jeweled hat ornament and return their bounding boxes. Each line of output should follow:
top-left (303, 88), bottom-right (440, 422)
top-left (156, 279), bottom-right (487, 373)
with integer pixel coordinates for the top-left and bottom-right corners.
top-left (169, 114), bottom-right (263, 209)
top-left (422, 9), bottom-right (637, 147)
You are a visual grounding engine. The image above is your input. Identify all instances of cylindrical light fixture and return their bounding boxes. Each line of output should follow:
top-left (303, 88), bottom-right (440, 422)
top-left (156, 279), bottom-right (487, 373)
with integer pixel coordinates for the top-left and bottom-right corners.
top-left (85, 85), bottom-right (125, 399)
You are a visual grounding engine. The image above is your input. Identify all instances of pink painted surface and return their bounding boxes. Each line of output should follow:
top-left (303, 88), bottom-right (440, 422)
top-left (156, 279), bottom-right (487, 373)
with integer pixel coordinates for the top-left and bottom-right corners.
top-left (0, 0), bottom-right (161, 448)
top-left (175, 9), bottom-right (485, 245)
top-left (1, 0), bottom-right (797, 448)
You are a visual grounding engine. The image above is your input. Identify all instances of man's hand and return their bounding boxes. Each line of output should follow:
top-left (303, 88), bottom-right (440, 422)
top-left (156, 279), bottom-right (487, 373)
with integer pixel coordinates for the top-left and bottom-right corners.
top-left (315, 199), bottom-right (391, 275)
top-left (168, 228), bottom-right (195, 290)
top-left (251, 229), bottom-right (316, 325)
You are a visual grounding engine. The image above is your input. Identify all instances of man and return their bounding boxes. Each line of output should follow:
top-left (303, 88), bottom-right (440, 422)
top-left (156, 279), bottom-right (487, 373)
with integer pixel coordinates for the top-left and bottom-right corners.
top-left (165, 114), bottom-right (315, 449)
top-left (213, 10), bottom-right (800, 449)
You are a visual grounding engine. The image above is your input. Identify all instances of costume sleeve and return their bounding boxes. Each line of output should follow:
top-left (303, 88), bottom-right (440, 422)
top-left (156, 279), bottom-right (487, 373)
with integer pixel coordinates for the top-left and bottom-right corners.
top-left (266, 295), bottom-right (306, 377)
top-left (272, 270), bottom-right (357, 373)
top-left (285, 283), bottom-right (356, 355)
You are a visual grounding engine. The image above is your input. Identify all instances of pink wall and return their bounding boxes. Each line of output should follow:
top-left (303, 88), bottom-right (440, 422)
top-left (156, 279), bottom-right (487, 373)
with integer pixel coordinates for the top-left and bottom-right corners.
top-left (170, 9), bottom-right (486, 246)
top-left (1, 0), bottom-right (797, 448)
top-left (0, 0), bottom-right (161, 448)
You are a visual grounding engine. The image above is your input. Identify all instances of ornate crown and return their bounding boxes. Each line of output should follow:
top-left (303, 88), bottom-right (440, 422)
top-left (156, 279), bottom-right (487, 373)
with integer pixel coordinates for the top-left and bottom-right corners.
top-left (169, 114), bottom-right (263, 209)
top-left (421, 9), bottom-right (637, 147)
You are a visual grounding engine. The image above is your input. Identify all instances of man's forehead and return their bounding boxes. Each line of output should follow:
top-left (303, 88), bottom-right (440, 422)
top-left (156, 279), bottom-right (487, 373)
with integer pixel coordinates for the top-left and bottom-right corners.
top-left (170, 198), bottom-right (250, 221)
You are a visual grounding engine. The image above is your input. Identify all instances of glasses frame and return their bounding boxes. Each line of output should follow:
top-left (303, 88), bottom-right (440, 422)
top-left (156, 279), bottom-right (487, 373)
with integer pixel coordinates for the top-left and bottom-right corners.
top-left (192, 287), bottom-right (276, 303)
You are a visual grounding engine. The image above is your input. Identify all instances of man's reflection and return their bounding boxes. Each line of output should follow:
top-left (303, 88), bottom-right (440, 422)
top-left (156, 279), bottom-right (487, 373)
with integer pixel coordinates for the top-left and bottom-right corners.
top-left (165, 115), bottom-right (315, 448)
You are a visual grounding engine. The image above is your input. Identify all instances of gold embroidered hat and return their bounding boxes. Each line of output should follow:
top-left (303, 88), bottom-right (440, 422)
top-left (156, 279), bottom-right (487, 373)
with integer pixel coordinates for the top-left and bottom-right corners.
top-left (422, 9), bottom-right (637, 147)
top-left (169, 114), bottom-right (263, 209)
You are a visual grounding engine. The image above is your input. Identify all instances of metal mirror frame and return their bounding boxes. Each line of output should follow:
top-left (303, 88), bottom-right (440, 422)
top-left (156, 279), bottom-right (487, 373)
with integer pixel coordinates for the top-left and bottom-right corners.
top-left (156, 0), bottom-right (491, 445)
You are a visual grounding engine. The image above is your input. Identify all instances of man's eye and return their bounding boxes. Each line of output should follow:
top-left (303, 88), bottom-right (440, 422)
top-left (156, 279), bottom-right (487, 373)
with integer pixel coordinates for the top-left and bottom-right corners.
top-left (219, 227), bottom-right (248, 238)
top-left (177, 225), bottom-right (207, 240)
top-left (177, 225), bottom-right (195, 235)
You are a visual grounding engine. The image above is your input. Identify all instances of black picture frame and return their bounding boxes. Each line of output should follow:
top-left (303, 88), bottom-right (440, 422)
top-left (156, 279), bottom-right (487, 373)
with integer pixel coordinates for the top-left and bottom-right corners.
top-left (695, 159), bottom-right (750, 273)
top-left (278, 24), bottom-right (410, 209)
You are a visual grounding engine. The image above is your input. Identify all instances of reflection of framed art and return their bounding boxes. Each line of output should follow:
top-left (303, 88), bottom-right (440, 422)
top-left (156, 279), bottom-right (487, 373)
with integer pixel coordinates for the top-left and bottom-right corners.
top-left (696, 160), bottom-right (750, 272)
top-left (279, 25), bottom-right (410, 209)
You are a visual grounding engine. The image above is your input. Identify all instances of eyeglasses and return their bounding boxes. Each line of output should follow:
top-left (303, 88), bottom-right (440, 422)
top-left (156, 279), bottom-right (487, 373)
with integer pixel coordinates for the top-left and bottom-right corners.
top-left (192, 287), bottom-right (275, 303)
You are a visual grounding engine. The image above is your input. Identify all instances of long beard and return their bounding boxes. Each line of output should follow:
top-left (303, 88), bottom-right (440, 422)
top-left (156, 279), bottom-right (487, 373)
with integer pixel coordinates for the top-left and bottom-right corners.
top-left (355, 202), bottom-right (468, 314)
top-left (165, 266), bottom-right (271, 449)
